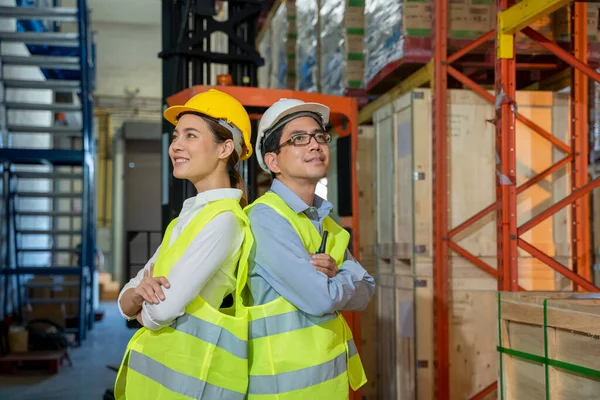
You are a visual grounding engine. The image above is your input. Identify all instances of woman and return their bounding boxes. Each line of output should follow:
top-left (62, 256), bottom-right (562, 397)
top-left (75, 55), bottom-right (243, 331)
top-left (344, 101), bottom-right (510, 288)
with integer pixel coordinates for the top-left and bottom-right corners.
top-left (114, 89), bottom-right (253, 400)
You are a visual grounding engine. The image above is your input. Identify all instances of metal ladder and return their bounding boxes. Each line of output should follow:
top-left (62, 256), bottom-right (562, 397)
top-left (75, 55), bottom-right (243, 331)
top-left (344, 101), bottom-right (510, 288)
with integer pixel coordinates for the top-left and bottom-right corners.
top-left (0, 0), bottom-right (95, 344)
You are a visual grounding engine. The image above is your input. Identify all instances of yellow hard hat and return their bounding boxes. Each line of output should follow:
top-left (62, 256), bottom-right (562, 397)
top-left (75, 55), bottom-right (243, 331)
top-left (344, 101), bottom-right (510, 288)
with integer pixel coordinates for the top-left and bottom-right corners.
top-left (164, 89), bottom-right (253, 160)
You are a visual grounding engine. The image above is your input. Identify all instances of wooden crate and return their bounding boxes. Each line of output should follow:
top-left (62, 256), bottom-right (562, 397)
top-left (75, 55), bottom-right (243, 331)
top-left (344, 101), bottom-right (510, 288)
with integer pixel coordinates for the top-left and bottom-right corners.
top-left (377, 260), bottom-right (416, 400)
top-left (357, 125), bottom-right (376, 257)
top-left (373, 88), bottom-right (575, 399)
top-left (377, 255), bottom-right (564, 399)
top-left (356, 125), bottom-right (378, 399)
top-left (498, 292), bottom-right (600, 399)
top-left (374, 88), bottom-right (571, 261)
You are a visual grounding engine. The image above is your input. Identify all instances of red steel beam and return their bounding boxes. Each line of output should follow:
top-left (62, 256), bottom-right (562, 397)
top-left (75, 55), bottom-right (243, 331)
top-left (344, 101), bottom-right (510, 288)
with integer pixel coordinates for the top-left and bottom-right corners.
top-left (448, 30), bottom-right (495, 63)
top-left (448, 154), bottom-right (573, 239)
top-left (518, 239), bottom-right (600, 292)
top-left (517, 154), bottom-right (573, 193)
top-left (448, 241), bottom-right (498, 278)
top-left (518, 176), bottom-right (600, 235)
top-left (449, 241), bottom-right (527, 291)
top-left (448, 65), bottom-right (494, 101)
top-left (521, 27), bottom-right (600, 84)
top-left (496, 0), bottom-right (518, 292)
top-left (514, 113), bottom-right (572, 154)
top-left (571, 2), bottom-right (592, 288)
top-left (454, 61), bottom-right (559, 70)
top-left (470, 381), bottom-right (499, 400)
top-left (515, 113), bottom-right (572, 154)
top-left (447, 66), bottom-right (572, 154)
top-left (432, 0), bottom-right (450, 396)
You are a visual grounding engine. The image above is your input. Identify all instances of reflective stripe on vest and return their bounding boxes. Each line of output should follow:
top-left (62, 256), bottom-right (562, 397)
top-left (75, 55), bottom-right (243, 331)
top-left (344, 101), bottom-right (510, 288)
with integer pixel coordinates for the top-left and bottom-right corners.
top-left (245, 192), bottom-right (367, 397)
top-left (114, 199), bottom-right (252, 399)
top-left (127, 350), bottom-right (246, 400)
top-left (172, 313), bottom-right (247, 359)
top-left (247, 338), bottom-right (359, 395)
top-left (249, 309), bottom-right (338, 339)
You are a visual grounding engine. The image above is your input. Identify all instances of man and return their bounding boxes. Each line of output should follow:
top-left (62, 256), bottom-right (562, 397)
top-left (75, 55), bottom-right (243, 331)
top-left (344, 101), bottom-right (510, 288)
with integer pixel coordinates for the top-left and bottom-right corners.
top-left (245, 98), bottom-right (375, 399)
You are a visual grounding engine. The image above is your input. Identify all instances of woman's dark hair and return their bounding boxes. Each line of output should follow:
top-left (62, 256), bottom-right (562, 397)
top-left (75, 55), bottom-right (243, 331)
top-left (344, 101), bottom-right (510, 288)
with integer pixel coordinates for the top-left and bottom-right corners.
top-left (178, 112), bottom-right (247, 206)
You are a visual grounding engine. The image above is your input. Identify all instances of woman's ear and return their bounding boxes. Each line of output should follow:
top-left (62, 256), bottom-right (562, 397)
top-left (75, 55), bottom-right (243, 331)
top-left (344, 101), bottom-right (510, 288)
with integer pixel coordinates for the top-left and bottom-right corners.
top-left (219, 139), bottom-right (235, 159)
top-left (264, 152), bottom-right (280, 174)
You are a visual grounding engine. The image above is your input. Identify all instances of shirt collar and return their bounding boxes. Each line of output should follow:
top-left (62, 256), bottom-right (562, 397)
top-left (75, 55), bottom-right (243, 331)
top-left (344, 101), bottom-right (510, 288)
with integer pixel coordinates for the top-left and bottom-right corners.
top-left (181, 188), bottom-right (242, 212)
top-left (270, 179), bottom-right (333, 216)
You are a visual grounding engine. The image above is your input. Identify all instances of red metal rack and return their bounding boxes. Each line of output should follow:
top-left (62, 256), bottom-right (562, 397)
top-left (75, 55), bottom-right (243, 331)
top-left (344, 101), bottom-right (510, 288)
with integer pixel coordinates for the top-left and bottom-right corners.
top-left (430, 0), bottom-right (600, 398)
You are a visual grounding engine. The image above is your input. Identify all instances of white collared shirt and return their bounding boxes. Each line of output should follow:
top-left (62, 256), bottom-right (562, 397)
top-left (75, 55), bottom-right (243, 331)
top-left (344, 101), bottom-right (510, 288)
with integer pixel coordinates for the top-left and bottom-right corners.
top-left (117, 188), bottom-right (245, 331)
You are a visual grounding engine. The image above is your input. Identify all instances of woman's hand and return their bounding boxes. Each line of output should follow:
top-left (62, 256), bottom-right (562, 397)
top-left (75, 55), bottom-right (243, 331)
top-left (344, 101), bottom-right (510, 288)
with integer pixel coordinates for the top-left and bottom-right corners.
top-left (135, 311), bottom-right (144, 326)
top-left (131, 264), bottom-right (171, 306)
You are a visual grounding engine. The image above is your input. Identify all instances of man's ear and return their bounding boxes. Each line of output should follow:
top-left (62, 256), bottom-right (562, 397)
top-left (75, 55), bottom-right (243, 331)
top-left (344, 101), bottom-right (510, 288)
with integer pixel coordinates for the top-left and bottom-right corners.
top-left (219, 139), bottom-right (235, 159)
top-left (264, 152), bottom-right (280, 174)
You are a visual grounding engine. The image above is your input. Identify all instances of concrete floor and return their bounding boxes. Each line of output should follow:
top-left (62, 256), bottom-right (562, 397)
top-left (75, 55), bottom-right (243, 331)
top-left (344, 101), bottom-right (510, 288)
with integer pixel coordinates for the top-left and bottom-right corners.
top-left (0, 302), bottom-right (135, 400)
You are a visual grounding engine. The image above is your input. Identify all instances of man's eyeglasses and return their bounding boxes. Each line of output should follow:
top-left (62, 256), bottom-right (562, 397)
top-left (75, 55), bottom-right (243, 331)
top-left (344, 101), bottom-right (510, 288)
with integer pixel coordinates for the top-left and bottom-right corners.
top-left (278, 132), bottom-right (332, 149)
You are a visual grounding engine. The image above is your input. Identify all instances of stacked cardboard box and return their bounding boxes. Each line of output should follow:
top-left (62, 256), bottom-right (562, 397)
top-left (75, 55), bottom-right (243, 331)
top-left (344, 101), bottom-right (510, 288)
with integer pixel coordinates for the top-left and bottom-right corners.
top-left (319, 0), bottom-right (366, 95)
top-left (99, 272), bottom-right (120, 301)
top-left (261, 0), bottom-right (367, 94)
top-left (554, 4), bottom-right (600, 43)
top-left (449, 0), bottom-right (494, 39)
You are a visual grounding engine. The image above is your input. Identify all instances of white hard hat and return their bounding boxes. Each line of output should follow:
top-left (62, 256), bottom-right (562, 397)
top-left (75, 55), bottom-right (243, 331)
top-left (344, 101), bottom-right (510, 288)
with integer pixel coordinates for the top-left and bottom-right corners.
top-left (256, 98), bottom-right (330, 173)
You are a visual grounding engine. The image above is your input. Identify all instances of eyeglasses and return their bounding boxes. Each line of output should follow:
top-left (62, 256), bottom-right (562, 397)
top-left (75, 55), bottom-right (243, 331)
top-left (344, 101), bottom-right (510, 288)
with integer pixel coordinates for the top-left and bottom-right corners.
top-left (278, 132), bottom-right (332, 149)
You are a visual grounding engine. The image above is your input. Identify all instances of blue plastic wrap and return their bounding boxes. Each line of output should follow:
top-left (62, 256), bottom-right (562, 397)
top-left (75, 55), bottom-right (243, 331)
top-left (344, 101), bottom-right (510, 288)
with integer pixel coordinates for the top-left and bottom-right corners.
top-left (297, 0), bottom-right (319, 92)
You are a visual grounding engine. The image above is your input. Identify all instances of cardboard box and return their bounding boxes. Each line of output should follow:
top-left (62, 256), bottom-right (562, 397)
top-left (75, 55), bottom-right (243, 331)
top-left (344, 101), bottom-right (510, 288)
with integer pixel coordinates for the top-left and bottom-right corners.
top-left (345, 1), bottom-right (365, 89)
top-left (404, 0), bottom-right (433, 37)
top-left (450, 0), bottom-right (494, 39)
top-left (28, 304), bottom-right (66, 328)
top-left (27, 277), bottom-right (54, 300)
top-left (554, 4), bottom-right (600, 42)
top-left (320, 0), bottom-right (366, 93)
top-left (286, 2), bottom-right (297, 89)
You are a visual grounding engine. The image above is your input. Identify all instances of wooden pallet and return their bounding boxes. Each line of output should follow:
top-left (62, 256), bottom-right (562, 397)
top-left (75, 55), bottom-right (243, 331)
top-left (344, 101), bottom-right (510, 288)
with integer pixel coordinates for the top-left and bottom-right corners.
top-left (0, 350), bottom-right (70, 375)
top-left (366, 38), bottom-right (600, 95)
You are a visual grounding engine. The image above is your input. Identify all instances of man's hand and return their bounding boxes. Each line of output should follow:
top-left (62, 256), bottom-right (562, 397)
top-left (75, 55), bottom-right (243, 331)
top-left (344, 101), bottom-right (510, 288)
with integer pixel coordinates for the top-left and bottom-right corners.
top-left (131, 264), bottom-right (171, 306)
top-left (310, 254), bottom-right (337, 278)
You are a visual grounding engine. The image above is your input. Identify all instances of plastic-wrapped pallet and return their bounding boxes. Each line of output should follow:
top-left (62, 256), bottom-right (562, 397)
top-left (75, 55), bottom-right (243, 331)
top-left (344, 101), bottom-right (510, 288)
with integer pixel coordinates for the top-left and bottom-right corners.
top-left (364, 0), bottom-right (427, 85)
top-left (319, 0), bottom-right (365, 96)
top-left (269, 1), bottom-right (296, 89)
top-left (258, 28), bottom-right (271, 89)
top-left (296, 0), bottom-right (319, 92)
top-left (364, 0), bottom-right (494, 87)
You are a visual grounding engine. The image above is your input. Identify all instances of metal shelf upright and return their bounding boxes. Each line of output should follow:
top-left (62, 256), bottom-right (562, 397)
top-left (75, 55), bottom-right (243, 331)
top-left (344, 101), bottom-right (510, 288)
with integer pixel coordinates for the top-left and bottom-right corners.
top-left (430, 0), bottom-right (600, 398)
top-left (431, 0), bottom-right (450, 398)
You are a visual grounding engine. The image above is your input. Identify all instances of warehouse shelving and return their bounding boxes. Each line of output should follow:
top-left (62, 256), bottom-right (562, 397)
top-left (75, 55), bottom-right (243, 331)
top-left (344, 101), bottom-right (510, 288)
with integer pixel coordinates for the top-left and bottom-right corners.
top-left (0, 0), bottom-right (96, 344)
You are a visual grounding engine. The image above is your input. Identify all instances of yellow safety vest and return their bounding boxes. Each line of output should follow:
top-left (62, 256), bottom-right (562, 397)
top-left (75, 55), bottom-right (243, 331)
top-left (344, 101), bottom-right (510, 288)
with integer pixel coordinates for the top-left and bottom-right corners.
top-left (245, 192), bottom-right (367, 399)
top-left (114, 198), bottom-right (253, 400)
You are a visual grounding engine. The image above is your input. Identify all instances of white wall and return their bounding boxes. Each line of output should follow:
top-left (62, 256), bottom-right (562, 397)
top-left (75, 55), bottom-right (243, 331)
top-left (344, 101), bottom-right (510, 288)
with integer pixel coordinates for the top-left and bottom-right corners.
top-left (92, 21), bottom-right (162, 98)
top-left (60, 0), bottom-right (163, 98)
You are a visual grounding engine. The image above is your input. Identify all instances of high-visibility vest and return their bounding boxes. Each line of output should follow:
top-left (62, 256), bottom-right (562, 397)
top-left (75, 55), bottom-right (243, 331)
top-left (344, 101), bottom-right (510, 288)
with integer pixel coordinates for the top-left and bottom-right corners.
top-left (114, 198), bottom-right (253, 400)
top-left (245, 192), bottom-right (367, 399)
